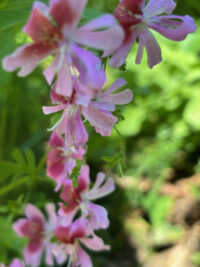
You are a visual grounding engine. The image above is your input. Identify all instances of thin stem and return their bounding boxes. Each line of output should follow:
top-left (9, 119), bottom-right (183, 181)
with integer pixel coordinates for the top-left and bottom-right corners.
top-left (114, 125), bottom-right (126, 157)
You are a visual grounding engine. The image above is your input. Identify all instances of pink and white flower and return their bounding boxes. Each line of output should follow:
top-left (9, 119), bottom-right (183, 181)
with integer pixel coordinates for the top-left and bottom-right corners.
top-left (47, 131), bottom-right (85, 191)
top-left (13, 203), bottom-right (62, 267)
top-left (59, 164), bottom-right (115, 229)
top-left (0, 259), bottom-right (25, 267)
top-left (54, 217), bottom-right (110, 267)
top-left (43, 78), bottom-right (133, 145)
top-left (2, 0), bottom-right (124, 96)
top-left (110, 0), bottom-right (196, 68)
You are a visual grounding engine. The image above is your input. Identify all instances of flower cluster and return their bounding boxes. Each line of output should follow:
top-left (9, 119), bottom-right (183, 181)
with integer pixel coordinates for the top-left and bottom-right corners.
top-left (1, 0), bottom-right (196, 266)
top-left (12, 167), bottom-right (114, 267)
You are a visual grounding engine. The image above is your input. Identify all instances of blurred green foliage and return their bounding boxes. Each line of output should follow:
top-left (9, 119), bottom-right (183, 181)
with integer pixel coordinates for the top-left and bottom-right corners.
top-left (0, 0), bottom-right (200, 266)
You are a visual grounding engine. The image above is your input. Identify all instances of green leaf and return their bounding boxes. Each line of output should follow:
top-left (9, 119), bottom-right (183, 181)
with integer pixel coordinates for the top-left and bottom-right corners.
top-left (12, 148), bottom-right (25, 165)
top-left (25, 148), bottom-right (36, 168)
top-left (0, 216), bottom-right (26, 262)
top-left (0, 0), bottom-right (33, 32)
top-left (0, 161), bottom-right (19, 180)
top-left (102, 154), bottom-right (121, 168)
top-left (0, 0), bottom-right (48, 32)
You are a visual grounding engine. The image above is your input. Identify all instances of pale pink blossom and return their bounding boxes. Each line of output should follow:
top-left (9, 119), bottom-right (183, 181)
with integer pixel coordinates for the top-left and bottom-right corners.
top-left (0, 259), bottom-right (25, 267)
top-left (110, 0), bottom-right (196, 68)
top-left (43, 78), bottom-right (133, 145)
top-left (54, 217), bottom-right (110, 267)
top-left (13, 203), bottom-right (62, 267)
top-left (47, 131), bottom-right (85, 190)
top-left (59, 164), bottom-right (115, 229)
top-left (2, 0), bottom-right (124, 96)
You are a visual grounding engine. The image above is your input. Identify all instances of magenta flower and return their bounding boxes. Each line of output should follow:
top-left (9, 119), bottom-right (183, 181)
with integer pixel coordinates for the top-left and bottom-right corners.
top-left (43, 77), bottom-right (133, 145)
top-left (54, 217), bottom-right (110, 267)
top-left (110, 0), bottom-right (196, 68)
top-left (13, 203), bottom-right (63, 267)
top-left (2, 0), bottom-right (124, 96)
top-left (59, 164), bottom-right (115, 229)
top-left (0, 259), bottom-right (25, 267)
top-left (47, 131), bottom-right (85, 190)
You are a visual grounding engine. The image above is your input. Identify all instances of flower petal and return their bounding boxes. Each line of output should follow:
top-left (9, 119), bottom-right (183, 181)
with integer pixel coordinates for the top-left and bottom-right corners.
top-left (101, 89), bottom-right (133, 105)
top-left (24, 2), bottom-right (62, 43)
top-left (136, 28), bottom-right (162, 68)
top-left (87, 177), bottom-right (115, 201)
top-left (81, 233), bottom-right (110, 251)
top-left (109, 29), bottom-right (138, 68)
top-left (82, 105), bottom-right (118, 136)
top-left (65, 108), bottom-right (88, 146)
top-left (104, 78), bottom-right (127, 94)
top-left (49, 131), bottom-right (64, 147)
top-left (58, 205), bottom-right (78, 226)
top-left (144, 0), bottom-right (176, 17)
top-left (88, 202), bottom-right (109, 229)
top-left (75, 245), bottom-right (92, 267)
top-left (75, 19), bottom-right (124, 55)
top-left (114, 0), bottom-right (145, 27)
top-left (51, 243), bottom-right (67, 264)
top-left (2, 43), bottom-right (55, 77)
top-left (25, 204), bottom-right (45, 222)
top-left (10, 259), bottom-right (25, 267)
top-left (50, 0), bottom-right (87, 29)
top-left (43, 54), bottom-right (60, 85)
top-left (45, 243), bottom-right (54, 266)
top-left (60, 179), bottom-right (80, 211)
top-left (13, 219), bottom-right (28, 237)
top-left (79, 14), bottom-right (116, 30)
top-left (54, 57), bottom-right (73, 97)
top-left (92, 101), bottom-right (115, 112)
top-left (71, 44), bottom-right (106, 90)
top-left (78, 164), bottom-right (90, 193)
top-left (24, 243), bottom-right (43, 267)
top-left (42, 104), bottom-right (65, 115)
top-left (149, 15), bottom-right (196, 41)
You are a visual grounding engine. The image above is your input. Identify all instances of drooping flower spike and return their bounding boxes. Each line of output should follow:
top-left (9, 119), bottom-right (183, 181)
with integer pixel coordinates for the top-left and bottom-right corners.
top-left (43, 77), bottom-right (133, 146)
top-left (55, 217), bottom-right (110, 267)
top-left (2, 0), bottom-right (124, 97)
top-left (0, 259), bottom-right (25, 267)
top-left (59, 164), bottom-right (115, 229)
top-left (47, 131), bottom-right (85, 191)
top-left (13, 203), bottom-right (63, 267)
top-left (110, 0), bottom-right (196, 68)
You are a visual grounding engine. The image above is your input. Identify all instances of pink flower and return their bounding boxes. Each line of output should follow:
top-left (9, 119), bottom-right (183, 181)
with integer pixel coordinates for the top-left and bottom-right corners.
top-left (47, 131), bottom-right (85, 191)
top-left (2, 0), bottom-right (124, 96)
top-left (13, 203), bottom-right (62, 267)
top-left (43, 78), bottom-right (133, 145)
top-left (110, 0), bottom-right (196, 68)
top-left (59, 165), bottom-right (115, 229)
top-left (54, 217), bottom-right (110, 267)
top-left (0, 259), bottom-right (25, 267)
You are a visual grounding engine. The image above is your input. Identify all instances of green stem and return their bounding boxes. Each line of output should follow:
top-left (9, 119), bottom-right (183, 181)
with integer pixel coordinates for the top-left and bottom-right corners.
top-left (114, 125), bottom-right (126, 157)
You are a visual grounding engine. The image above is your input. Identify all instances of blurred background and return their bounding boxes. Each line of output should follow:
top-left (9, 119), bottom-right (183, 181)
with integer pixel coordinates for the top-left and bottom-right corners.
top-left (0, 0), bottom-right (200, 266)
